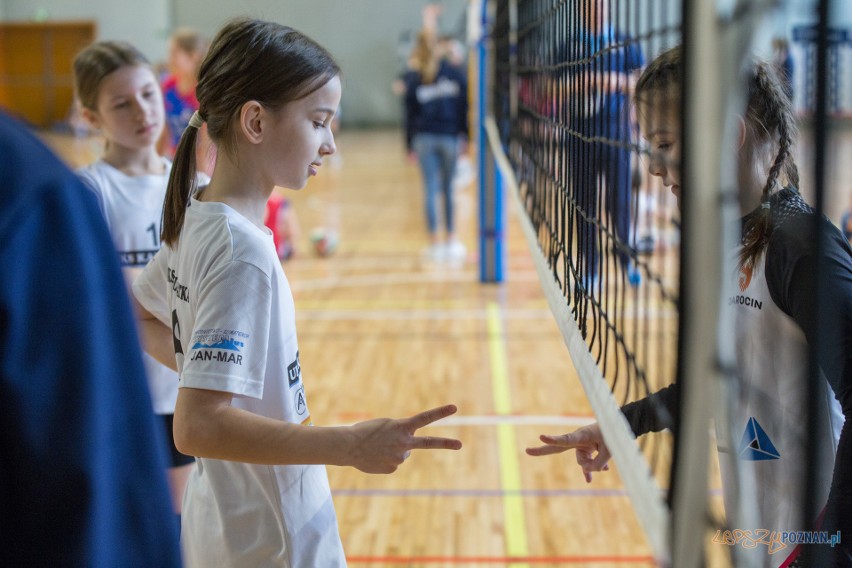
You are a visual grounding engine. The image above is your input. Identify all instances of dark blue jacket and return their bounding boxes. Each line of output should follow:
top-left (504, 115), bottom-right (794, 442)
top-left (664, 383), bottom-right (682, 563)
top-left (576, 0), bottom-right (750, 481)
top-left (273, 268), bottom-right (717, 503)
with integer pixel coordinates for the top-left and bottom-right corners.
top-left (404, 60), bottom-right (468, 150)
top-left (0, 112), bottom-right (181, 567)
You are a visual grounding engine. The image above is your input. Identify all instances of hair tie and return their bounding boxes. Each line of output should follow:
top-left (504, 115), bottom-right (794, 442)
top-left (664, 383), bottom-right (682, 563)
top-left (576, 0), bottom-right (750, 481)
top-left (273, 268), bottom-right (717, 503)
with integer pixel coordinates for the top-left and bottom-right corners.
top-left (188, 111), bottom-right (204, 129)
top-left (761, 201), bottom-right (771, 210)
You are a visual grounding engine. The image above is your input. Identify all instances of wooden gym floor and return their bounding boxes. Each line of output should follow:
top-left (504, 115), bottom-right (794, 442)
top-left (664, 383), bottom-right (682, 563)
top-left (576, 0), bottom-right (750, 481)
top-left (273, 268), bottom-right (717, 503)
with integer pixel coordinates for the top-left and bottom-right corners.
top-left (41, 126), bottom-right (695, 567)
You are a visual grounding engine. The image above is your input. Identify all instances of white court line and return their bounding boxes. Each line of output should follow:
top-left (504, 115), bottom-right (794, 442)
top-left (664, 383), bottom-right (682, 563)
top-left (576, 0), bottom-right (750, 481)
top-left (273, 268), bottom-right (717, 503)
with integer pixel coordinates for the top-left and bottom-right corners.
top-left (290, 271), bottom-right (678, 320)
top-left (297, 308), bottom-right (553, 320)
top-left (441, 414), bottom-right (595, 427)
top-left (329, 414), bottom-right (596, 428)
top-left (287, 253), bottom-right (540, 271)
top-left (289, 269), bottom-right (539, 291)
top-left (296, 307), bottom-right (678, 321)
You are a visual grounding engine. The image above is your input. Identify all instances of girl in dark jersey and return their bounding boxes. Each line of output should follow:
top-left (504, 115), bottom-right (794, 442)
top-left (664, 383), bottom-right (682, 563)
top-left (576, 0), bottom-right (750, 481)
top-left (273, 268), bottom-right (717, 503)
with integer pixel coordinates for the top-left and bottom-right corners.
top-left (528, 46), bottom-right (852, 567)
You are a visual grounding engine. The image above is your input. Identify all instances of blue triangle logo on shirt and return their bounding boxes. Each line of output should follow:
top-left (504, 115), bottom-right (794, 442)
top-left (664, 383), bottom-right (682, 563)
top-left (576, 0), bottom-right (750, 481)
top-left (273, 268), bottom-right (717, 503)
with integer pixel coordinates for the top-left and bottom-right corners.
top-left (738, 417), bottom-right (781, 461)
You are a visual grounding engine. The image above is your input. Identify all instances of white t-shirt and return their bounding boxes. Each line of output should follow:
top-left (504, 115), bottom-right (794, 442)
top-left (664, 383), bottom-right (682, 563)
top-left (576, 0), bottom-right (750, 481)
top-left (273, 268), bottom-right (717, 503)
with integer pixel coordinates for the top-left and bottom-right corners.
top-left (133, 196), bottom-right (345, 568)
top-left (78, 159), bottom-right (178, 415)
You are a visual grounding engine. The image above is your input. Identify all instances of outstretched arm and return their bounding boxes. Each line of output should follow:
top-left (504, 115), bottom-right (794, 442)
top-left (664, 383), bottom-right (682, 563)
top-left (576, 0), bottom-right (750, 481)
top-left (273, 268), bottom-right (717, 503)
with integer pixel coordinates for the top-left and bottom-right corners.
top-left (527, 383), bottom-right (678, 482)
top-left (174, 390), bottom-right (462, 474)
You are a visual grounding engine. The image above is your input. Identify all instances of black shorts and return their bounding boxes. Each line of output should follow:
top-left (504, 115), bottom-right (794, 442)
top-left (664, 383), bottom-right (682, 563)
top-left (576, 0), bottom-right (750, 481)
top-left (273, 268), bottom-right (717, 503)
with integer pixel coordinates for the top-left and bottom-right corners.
top-left (159, 413), bottom-right (195, 467)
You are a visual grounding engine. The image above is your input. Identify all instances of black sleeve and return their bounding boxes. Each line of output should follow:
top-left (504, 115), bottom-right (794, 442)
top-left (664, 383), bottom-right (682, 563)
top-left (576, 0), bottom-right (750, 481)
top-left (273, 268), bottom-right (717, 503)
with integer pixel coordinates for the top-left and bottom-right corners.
top-left (765, 215), bottom-right (852, 562)
top-left (765, 216), bottom-right (852, 405)
top-left (620, 382), bottom-right (679, 436)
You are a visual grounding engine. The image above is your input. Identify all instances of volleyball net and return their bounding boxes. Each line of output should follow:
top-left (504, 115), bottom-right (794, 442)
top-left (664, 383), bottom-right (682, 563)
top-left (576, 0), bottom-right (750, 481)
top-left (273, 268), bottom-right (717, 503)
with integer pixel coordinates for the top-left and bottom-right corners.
top-left (478, 0), bottom-right (842, 565)
top-left (483, 0), bottom-right (683, 562)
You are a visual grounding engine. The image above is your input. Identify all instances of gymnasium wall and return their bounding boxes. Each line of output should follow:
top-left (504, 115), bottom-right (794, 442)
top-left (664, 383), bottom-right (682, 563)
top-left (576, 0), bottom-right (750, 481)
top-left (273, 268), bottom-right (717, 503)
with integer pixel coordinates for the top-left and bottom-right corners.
top-left (1, 0), bottom-right (468, 127)
top-left (2, 0), bottom-right (170, 67)
top-left (3, 1), bottom-right (845, 128)
top-left (172, 0), bottom-right (469, 127)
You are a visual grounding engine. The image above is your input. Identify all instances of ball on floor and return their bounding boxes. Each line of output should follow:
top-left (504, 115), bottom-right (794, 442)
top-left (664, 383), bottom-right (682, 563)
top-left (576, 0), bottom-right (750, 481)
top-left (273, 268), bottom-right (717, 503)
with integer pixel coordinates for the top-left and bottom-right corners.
top-left (310, 228), bottom-right (338, 257)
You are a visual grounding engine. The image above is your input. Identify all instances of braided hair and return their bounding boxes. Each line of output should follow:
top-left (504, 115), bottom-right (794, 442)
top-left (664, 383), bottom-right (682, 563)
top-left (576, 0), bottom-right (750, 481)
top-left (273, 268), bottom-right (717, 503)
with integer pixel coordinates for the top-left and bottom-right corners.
top-left (739, 59), bottom-right (799, 270)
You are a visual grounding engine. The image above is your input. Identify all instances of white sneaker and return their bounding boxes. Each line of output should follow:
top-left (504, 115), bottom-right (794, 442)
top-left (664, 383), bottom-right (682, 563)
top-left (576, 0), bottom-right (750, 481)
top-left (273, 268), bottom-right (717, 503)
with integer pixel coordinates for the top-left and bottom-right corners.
top-left (445, 241), bottom-right (466, 260)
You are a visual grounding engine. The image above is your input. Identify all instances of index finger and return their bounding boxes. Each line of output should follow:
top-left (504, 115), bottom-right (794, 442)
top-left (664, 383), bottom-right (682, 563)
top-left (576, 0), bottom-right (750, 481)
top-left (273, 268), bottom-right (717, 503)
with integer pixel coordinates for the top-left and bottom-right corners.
top-left (525, 444), bottom-right (571, 457)
top-left (538, 433), bottom-right (587, 449)
top-left (404, 404), bottom-right (458, 431)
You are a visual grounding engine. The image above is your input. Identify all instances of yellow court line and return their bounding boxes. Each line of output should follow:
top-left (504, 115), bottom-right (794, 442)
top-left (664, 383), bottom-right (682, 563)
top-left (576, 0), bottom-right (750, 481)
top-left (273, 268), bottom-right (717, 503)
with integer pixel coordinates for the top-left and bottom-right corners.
top-left (487, 302), bottom-right (530, 568)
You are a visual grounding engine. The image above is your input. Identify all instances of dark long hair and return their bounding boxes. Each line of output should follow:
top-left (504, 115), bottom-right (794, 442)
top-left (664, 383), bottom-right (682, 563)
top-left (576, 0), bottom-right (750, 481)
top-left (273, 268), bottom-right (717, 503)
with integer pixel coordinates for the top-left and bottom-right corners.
top-left (634, 45), bottom-right (799, 269)
top-left (161, 18), bottom-right (340, 246)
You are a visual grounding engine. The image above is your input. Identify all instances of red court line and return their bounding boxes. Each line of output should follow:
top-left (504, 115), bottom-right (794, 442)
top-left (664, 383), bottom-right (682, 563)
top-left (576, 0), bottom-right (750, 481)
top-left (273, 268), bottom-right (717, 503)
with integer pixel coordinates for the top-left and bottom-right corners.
top-left (346, 555), bottom-right (656, 564)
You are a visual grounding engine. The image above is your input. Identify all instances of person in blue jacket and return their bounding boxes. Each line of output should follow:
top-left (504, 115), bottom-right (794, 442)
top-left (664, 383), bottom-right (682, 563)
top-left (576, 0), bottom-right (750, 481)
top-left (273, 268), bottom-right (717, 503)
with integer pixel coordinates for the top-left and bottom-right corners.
top-left (404, 27), bottom-right (469, 262)
top-left (0, 111), bottom-right (181, 567)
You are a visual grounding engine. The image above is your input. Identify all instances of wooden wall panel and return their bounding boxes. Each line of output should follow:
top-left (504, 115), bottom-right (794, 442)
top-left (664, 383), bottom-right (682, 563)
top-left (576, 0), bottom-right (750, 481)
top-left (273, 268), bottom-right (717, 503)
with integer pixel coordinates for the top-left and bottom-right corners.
top-left (0, 22), bottom-right (95, 127)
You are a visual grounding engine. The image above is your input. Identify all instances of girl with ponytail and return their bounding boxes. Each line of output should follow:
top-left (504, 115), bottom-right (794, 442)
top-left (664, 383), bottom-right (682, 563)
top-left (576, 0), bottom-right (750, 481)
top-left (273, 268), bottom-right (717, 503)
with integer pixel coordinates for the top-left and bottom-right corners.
top-left (132, 18), bottom-right (461, 567)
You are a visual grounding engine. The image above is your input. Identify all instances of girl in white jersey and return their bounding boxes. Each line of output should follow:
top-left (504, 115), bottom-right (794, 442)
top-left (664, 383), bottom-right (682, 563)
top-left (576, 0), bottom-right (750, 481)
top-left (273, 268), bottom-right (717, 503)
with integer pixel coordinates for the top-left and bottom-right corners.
top-left (528, 46), bottom-right (852, 567)
top-left (132, 18), bottom-right (462, 567)
top-left (72, 41), bottom-right (195, 518)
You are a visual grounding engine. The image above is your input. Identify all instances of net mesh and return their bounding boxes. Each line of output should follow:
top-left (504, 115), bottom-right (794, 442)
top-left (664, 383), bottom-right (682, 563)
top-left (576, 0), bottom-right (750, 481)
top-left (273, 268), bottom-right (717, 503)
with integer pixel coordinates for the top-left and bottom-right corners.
top-left (492, 0), bottom-right (682, 485)
top-left (488, 1), bottom-right (684, 561)
top-left (486, 1), bottom-right (844, 565)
